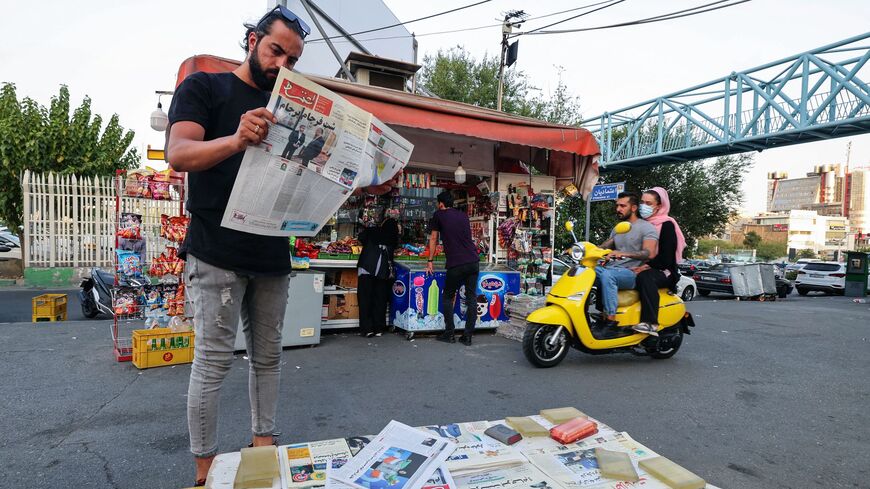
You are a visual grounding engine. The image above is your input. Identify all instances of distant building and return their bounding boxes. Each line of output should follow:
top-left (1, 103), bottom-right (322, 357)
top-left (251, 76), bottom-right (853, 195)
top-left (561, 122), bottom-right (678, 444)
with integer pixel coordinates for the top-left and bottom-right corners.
top-left (748, 210), bottom-right (851, 260)
top-left (766, 164), bottom-right (870, 248)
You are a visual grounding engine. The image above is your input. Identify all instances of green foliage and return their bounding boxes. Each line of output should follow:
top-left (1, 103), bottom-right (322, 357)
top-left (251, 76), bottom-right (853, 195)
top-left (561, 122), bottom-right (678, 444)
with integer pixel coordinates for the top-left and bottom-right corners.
top-left (797, 249), bottom-right (817, 259)
top-left (0, 83), bottom-right (138, 231)
top-left (743, 231), bottom-right (762, 249)
top-left (696, 239), bottom-right (737, 256)
top-left (419, 47), bottom-right (582, 125)
top-left (755, 240), bottom-right (787, 261)
top-left (555, 154), bottom-right (752, 252)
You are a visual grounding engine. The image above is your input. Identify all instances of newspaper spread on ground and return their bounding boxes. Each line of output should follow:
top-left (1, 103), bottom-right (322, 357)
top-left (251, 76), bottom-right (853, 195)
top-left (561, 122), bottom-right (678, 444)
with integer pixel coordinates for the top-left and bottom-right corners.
top-left (280, 438), bottom-right (354, 488)
top-left (329, 420), bottom-right (456, 489)
top-left (524, 433), bottom-right (668, 489)
top-left (446, 437), bottom-right (527, 477)
top-left (222, 68), bottom-right (413, 237)
top-left (420, 422), bottom-right (491, 443)
top-left (327, 466), bottom-right (457, 489)
top-left (453, 462), bottom-right (561, 489)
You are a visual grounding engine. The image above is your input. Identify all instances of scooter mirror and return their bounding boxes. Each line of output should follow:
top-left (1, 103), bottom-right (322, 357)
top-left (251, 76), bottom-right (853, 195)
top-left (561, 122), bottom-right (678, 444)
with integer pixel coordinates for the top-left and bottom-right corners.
top-left (614, 221), bottom-right (632, 235)
top-left (565, 221), bottom-right (574, 232)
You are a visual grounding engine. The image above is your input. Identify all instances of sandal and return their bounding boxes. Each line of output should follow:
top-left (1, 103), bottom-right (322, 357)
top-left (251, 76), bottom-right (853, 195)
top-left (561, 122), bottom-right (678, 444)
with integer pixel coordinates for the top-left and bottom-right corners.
top-left (194, 478), bottom-right (206, 487)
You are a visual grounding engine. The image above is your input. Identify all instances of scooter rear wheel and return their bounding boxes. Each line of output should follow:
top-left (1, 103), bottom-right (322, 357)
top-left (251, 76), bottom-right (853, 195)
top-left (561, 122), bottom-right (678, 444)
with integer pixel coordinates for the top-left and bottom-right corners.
top-left (523, 323), bottom-right (570, 368)
top-left (80, 297), bottom-right (99, 319)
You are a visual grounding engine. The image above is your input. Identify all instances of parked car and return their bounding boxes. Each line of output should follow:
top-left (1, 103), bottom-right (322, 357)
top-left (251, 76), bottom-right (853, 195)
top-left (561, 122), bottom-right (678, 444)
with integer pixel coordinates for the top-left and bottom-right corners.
top-left (794, 261), bottom-right (846, 295)
top-left (675, 274), bottom-right (697, 301)
top-left (694, 263), bottom-right (737, 296)
top-left (0, 232), bottom-right (19, 248)
top-left (694, 264), bottom-right (793, 298)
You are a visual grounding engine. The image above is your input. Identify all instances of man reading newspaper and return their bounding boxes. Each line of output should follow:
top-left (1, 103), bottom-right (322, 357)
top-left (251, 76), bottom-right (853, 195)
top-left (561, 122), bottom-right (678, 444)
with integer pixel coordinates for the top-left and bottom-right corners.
top-left (165, 6), bottom-right (310, 486)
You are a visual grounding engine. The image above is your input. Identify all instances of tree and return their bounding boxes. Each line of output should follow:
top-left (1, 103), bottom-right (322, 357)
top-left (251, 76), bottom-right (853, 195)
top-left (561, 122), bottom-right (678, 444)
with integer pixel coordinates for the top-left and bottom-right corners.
top-left (696, 239), bottom-right (737, 256)
top-left (0, 83), bottom-right (138, 231)
top-left (797, 249), bottom-right (817, 260)
top-left (755, 241), bottom-right (787, 261)
top-left (419, 48), bottom-right (582, 125)
top-left (555, 154), bottom-right (752, 252)
top-left (743, 231), bottom-right (762, 249)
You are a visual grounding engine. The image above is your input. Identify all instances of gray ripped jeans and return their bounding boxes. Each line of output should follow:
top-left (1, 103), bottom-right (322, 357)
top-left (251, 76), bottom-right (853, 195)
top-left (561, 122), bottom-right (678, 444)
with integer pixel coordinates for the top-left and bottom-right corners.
top-left (185, 255), bottom-right (288, 458)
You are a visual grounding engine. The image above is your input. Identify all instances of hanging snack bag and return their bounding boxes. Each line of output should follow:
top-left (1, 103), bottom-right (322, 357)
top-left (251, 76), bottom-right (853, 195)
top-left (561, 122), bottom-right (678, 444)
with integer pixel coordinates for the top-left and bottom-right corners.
top-left (117, 212), bottom-right (142, 240)
top-left (113, 287), bottom-right (140, 317)
top-left (116, 249), bottom-right (142, 279)
top-left (150, 179), bottom-right (171, 200)
top-left (160, 215), bottom-right (189, 243)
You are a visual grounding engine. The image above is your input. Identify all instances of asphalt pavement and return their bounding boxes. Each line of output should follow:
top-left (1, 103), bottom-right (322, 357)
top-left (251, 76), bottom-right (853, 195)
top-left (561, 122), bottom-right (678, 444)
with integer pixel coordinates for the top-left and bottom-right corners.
top-left (0, 291), bottom-right (868, 488)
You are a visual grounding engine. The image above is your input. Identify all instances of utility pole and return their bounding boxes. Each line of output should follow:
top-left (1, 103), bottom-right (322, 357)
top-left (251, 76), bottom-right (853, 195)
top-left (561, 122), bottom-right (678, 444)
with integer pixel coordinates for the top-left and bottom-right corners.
top-left (496, 10), bottom-right (527, 111)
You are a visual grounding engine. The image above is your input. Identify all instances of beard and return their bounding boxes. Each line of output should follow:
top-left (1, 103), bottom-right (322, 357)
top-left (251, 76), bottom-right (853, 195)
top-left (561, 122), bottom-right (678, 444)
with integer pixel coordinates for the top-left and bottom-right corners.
top-left (249, 42), bottom-right (280, 91)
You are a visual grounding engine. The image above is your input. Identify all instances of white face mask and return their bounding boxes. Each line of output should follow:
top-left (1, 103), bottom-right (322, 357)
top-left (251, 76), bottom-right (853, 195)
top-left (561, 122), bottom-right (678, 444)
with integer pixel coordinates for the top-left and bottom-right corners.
top-left (639, 204), bottom-right (655, 219)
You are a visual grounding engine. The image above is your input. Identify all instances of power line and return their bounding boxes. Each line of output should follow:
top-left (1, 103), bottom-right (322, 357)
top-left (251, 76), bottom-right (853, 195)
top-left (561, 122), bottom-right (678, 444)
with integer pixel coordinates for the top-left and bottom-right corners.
top-left (307, 1), bottom-right (622, 45)
top-left (518, 0), bottom-right (752, 36)
top-left (306, 0), bottom-right (492, 42)
top-left (520, 0), bottom-right (627, 36)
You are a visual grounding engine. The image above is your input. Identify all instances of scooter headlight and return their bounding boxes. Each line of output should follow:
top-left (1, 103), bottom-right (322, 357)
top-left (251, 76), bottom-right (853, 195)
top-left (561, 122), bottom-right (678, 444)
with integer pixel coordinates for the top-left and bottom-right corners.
top-left (570, 244), bottom-right (584, 261)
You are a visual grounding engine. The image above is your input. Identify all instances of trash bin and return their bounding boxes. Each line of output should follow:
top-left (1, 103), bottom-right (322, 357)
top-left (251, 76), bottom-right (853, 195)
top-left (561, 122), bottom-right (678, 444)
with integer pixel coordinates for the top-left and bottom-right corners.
top-left (844, 252), bottom-right (869, 297)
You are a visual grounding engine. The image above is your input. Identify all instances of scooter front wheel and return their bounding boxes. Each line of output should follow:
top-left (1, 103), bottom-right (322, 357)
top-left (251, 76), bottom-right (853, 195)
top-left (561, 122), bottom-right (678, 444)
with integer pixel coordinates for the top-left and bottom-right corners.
top-left (523, 323), bottom-right (570, 368)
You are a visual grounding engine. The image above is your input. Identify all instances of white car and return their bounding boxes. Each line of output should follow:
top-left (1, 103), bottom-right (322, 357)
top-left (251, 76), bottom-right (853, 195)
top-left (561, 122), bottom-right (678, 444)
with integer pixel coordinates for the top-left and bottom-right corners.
top-left (795, 261), bottom-right (846, 295)
top-left (551, 257), bottom-right (696, 302)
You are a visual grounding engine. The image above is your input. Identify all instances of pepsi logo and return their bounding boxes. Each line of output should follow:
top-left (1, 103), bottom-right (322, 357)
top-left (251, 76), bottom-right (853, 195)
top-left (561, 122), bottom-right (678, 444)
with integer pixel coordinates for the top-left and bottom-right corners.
top-left (479, 275), bottom-right (505, 293)
top-left (392, 281), bottom-right (406, 297)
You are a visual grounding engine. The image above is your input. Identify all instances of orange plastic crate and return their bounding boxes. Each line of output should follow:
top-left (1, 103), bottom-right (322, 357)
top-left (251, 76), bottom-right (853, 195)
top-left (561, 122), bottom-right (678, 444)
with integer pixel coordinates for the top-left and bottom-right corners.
top-left (132, 328), bottom-right (195, 369)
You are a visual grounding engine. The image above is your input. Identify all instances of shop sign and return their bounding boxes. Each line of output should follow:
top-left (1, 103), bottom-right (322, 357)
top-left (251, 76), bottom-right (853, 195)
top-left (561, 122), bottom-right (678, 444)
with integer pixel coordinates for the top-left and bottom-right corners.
top-left (392, 280), bottom-right (406, 297)
top-left (479, 275), bottom-right (505, 293)
top-left (828, 225), bottom-right (846, 231)
top-left (772, 224), bottom-right (788, 231)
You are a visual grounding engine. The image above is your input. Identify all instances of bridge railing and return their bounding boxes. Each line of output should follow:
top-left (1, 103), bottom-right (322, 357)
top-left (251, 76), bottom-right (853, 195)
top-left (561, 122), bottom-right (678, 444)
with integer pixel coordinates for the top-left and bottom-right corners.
top-left (583, 32), bottom-right (870, 166)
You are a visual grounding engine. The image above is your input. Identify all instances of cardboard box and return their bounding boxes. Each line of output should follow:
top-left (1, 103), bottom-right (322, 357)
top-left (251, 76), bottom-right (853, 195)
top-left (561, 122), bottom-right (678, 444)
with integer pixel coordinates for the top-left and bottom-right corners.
top-left (327, 295), bottom-right (347, 320)
top-left (326, 293), bottom-right (359, 320)
top-left (338, 269), bottom-right (358, 289)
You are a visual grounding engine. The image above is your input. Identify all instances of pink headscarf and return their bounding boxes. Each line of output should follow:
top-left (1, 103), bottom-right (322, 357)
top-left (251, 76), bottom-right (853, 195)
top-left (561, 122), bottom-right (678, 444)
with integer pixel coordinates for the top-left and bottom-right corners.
top-left (644, 187), bottom-right (686, 264)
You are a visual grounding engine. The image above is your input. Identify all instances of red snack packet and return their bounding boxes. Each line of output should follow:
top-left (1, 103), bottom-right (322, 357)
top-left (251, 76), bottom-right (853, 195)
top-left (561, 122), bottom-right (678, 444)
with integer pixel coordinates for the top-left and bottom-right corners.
top-left (550, 418), bottom-right (598, 444)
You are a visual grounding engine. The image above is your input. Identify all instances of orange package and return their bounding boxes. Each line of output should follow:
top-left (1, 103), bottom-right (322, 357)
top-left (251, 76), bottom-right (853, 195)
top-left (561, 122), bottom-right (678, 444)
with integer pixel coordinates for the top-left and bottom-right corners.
top-left (549, 417), bottom-right (598, 444)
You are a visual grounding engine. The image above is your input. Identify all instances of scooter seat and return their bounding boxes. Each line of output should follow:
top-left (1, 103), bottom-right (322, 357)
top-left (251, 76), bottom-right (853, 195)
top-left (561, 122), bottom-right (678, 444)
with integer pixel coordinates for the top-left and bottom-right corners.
top-left (616, 290), bottom-right (640, 307)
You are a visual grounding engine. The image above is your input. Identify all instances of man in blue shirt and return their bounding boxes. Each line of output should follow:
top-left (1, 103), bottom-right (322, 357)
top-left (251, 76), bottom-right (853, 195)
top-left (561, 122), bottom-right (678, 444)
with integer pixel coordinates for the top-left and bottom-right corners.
top-left (427, 191), bottom-right (480, 345)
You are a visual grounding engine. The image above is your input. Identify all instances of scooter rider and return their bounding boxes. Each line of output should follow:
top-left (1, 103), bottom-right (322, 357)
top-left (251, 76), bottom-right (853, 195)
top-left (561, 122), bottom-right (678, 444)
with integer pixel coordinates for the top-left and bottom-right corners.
top-left (595, 192), bottom-right (658, 330)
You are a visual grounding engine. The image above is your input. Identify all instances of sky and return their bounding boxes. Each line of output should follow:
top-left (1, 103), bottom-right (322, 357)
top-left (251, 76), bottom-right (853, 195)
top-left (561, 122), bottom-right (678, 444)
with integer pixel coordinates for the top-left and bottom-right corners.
top-left (2, 0), bottom-right (869, 215)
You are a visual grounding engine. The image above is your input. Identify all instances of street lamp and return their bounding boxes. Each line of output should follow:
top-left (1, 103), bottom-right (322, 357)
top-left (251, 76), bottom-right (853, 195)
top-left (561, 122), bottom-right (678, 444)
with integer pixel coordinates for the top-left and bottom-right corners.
top-left (150, 90), bottom-right (174, 132)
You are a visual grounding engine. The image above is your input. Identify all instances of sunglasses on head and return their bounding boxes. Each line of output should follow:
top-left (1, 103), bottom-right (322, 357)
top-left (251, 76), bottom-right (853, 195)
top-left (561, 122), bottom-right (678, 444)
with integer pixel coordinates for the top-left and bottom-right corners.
top-left (256, 5), bottom-right (311, 39)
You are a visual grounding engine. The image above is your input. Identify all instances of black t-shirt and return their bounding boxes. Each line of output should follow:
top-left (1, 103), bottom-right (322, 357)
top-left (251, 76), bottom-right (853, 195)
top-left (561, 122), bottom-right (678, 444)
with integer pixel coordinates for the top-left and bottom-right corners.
top-left (168, 72), bottom-right (291, 275)
top-left (429, 208), bottom-right (479, 269)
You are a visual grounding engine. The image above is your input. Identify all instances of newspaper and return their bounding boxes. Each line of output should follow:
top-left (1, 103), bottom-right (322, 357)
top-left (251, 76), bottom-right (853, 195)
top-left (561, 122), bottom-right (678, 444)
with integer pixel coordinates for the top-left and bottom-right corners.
top-left (524, 434), bottom-right (668, 489)
top-left (420, 422), bottom-right (491, 443)
top-left (329, 420), bottom-right (456, 489)
top-left (327, 465), bottom-right (457, 489)
top-left (222, 68), bottom-right (413, 237)
top-left (446, 438), bottom-right (527, 477)
top-left (453, 462), bottom-right (562, 489)
top-left (280, 439), bottom-right (354, 488)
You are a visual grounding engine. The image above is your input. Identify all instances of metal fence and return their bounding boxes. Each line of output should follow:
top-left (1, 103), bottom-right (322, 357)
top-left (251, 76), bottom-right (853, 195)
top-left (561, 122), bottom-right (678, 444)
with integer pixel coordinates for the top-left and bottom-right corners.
top-left (21, 171), bottom-right (182, 268)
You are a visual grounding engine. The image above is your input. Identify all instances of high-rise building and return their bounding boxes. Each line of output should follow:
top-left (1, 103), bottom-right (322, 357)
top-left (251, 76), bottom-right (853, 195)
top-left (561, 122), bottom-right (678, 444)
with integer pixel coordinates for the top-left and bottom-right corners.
top-left (849, 168), bottom-right (870, 238)
top-left (766, 164), bottom-right (869, 246)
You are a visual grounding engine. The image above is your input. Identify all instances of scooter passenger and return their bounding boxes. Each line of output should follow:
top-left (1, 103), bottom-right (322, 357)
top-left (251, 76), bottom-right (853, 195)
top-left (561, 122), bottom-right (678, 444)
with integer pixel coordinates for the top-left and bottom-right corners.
top-left (594, 191), bottom-right (659, 330)
top-left (631, 187), bottom-right (687, 336)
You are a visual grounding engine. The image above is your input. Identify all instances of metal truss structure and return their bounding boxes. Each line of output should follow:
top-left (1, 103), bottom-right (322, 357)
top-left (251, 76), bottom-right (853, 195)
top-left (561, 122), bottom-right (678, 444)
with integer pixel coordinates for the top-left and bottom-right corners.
top-left (583, 32), bottom-right (870, 169)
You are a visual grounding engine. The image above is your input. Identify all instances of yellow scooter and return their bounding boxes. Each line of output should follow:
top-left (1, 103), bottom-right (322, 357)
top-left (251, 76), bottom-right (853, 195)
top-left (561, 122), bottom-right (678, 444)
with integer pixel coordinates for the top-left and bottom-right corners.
top-left (523, 221), bottom-right (695, 367)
